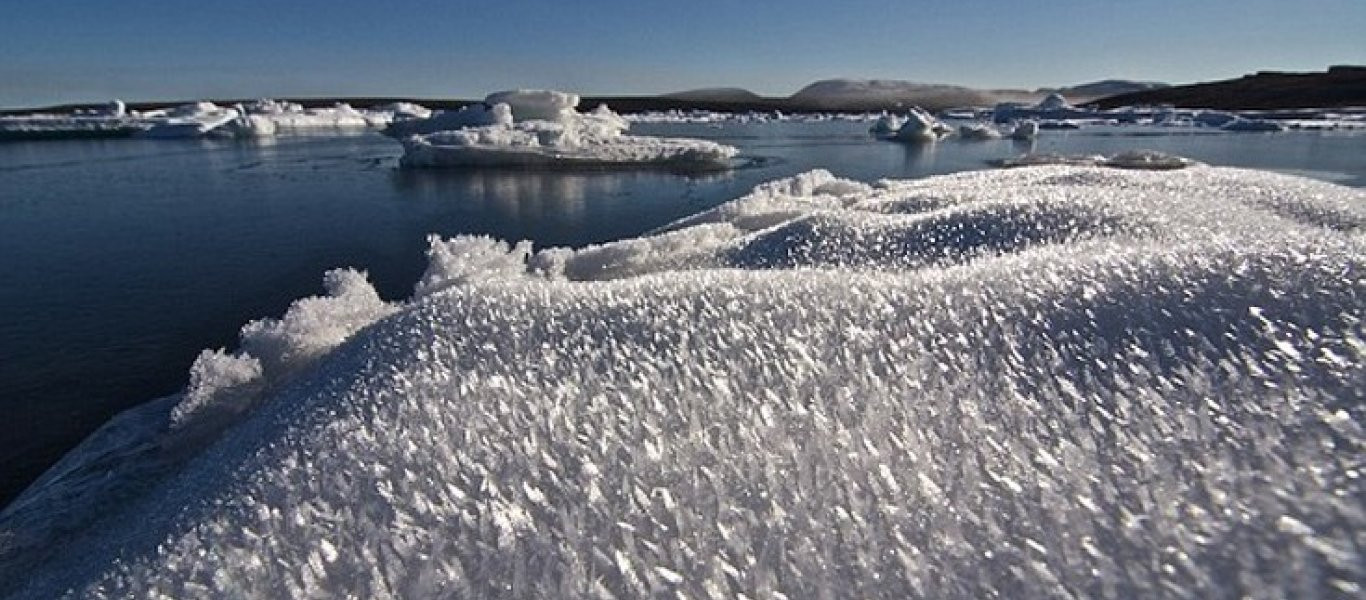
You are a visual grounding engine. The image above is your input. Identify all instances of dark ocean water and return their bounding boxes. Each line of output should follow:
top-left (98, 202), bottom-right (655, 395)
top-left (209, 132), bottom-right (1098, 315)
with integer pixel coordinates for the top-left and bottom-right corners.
top-left (2, 120), bottom-right (1364, 505)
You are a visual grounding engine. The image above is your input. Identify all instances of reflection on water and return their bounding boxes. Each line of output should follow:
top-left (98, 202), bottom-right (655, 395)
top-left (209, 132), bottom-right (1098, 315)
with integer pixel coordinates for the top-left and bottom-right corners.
top-left (390, 168), bottom-right (735, 248)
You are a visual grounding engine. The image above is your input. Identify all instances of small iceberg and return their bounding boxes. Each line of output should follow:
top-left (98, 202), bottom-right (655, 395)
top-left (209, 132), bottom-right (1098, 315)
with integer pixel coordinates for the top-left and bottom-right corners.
top-left (957, 123), bottom-right (1002, 140)
top-left (868, 113), bottom-right (905, 138)
top-left (1008, 119), bottom-right (1039, 140)
top-left (396, 90), bottom-right (739, 169)
top-left (884, 107), bottom-right (948, 142)
top-left (137, 102), bottom-right (241, 138)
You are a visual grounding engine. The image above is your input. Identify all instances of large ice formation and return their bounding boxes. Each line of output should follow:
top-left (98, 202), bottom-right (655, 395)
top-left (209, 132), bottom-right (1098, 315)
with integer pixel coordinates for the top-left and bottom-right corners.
top-left (225, 100), bottom-right (392, 136)
top-left (2, 163), bottom-right (1362, 599)
top-left (395, 90), bottom-right (738, 169)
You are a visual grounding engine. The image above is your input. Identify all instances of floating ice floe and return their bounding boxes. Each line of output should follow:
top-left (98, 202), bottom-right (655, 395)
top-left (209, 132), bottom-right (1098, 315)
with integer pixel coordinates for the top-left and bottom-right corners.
top-left (4, 162), bottom-right (1363, 599)
top-left (0, 104), bottom-right (143, 140)
top-left (994, 149), bottom-right (1199, 170)
top-left (396, 90), bottom-right (739, 169)
top-left (0, 99), bottom-right (407, 140)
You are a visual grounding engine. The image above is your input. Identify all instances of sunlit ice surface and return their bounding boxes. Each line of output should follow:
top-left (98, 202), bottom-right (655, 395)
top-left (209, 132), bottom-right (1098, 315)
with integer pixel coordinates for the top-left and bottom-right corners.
top-left (2, 164), bottom-right (1362, 599)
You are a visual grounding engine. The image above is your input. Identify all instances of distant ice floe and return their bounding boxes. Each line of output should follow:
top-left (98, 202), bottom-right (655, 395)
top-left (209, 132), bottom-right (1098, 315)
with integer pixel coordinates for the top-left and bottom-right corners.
top-left (0, 99), bottom-right (410, 140)
top-left (3, 163), bottom-right (1363, 599)
top-left (995, 149), bottom-right (1200, 170)
top-left (395, 90), bottom-right (739, 169)
top-left (4, 91), bottom-right (1364, 142)
top-left (992, 92), bottom-right (1096, 123)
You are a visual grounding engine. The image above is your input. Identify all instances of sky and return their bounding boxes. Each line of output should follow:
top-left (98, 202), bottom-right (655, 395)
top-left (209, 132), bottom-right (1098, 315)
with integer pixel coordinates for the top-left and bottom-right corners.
top-left (1, 0), bottom-right (1363, 108)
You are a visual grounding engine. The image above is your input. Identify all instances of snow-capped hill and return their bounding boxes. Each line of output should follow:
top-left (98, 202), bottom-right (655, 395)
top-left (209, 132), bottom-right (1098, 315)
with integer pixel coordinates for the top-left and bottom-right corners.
top-left (662, 87), bottom-right (765, 102)
top-left (789, 78), bottom-right (997, 110)
top-left (1042, 79), bottom-right (1171, 99)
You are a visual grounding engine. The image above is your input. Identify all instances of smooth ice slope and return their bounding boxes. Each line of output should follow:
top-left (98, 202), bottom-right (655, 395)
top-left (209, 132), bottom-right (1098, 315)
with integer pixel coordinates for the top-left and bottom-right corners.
top-left (2, 165), bottom-right (1364, 599)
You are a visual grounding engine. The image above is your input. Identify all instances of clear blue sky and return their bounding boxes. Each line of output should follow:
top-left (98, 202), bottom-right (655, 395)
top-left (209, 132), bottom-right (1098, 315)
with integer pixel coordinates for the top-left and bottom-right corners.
top-left (2, 0), bottom-right (1362, 108)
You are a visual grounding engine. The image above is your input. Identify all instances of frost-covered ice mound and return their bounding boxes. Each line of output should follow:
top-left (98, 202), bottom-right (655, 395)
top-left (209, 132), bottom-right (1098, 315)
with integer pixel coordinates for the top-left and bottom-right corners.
top-left (3, 166), bottom-right (1365, 599)
top-left (396, 90), bottom-right (738, 169)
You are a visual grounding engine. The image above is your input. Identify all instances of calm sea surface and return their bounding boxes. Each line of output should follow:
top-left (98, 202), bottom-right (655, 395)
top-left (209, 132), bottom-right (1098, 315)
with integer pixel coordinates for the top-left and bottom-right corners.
top-left (2, 120), bottom-right (1364, 504)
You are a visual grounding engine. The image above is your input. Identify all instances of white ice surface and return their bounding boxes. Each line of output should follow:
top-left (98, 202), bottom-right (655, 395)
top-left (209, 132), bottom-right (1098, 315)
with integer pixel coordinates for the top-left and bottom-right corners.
top-left (225, 101), bottom-right (391, 136)
top-left (888, 107), bottom-right (946, 142)
top-left (397, 94), bottom-right (737, 169)
top-left (484, 90), bottom-right (580, 122)
top-left (2, 165), bottom-right (1364, 599)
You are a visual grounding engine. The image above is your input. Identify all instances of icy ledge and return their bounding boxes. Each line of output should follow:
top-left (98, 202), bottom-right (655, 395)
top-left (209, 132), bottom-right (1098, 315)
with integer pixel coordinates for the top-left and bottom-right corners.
top-left (2, 165), bottom-right (1364, 599)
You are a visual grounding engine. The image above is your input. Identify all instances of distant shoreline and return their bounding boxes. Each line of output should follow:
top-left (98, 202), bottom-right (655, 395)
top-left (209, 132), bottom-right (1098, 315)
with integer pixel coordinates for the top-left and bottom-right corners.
top-left (1094, 66), bottom-right (1366, 110)
top-left (0, 96), bottom-right (954, 117)
top-left (5, 66), bottom-right (1363, 116)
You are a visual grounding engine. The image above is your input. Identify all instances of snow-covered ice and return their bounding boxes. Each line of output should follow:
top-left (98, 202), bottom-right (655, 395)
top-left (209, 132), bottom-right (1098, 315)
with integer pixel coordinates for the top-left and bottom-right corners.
top-left (2, 162), bottom-right (1363, 599)
top-left (887, 107), bottom-right (947, 142)
top-left (225, 100), bottom-right (392, 137)
top-left (137, 102), bottom-right (242, 138)
top-left (956, 122), bottom-right (1003, 140)
top-left (868, 113), bottom-right (905, 138)
top-left (383, 102), bottom-right (513, 137)
top-left (0, 99), bottom-right (403, 140)
top-left (395, 90), bottom-right (738, 169)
